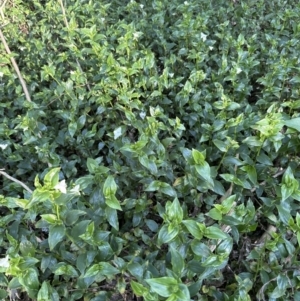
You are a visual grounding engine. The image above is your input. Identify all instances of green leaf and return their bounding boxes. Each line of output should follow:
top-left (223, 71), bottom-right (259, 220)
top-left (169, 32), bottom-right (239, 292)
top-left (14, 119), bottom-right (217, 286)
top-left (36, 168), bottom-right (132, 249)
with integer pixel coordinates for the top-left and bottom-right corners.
top-left (190, 241), bottom-right (211, 257)
top-left (160, 184), bottom-right (177, 197)
top-left (242, 136), bottom-right (263, 147)
top-left (68, 121), bottom-right (77, 137)
top-left (241, 165), bottom-right (258, 185)
top-left (64, 210), bottom-right (86, 226)
top-left (48, 225), bottom-right (65, 250)
top-left (0, 289), bottom-right (8, 299)
top-left (170, 246), bottom-right (184, 276)
top-left (79, 221), bottom-right (95, 243)
top-left (284, 117), bottom-right (300, 131)
top-left (145, 181), bottom-right (176, 197)
top-left (19, 241), bottom-right (36, 257)
top-left (281, 184), bottom-right (294, 201)
top-left (103, 175), bottom-right (122, 210)
top-left (297, 232), bottom-right (300, 247)
top-left (204, 226), bottom-right (229, 239)
top-left (269, 287), bottom-right (285, 299)
top-left (19, 267), bottom-right (40, 290)
top-left (194, 162), bottom-right (213, 188)
top-left (84, 262), bottom-right (119, 278)
top-left (277, 201), bottom-right (292, 225)
top-left (26, 190), bottom-right (50, 209)
top-left (172, 283), bottom-right (190, 301)
top-left (127, 262), bottom-right (143, 279)
top-left (182, 220), bottom-right (204, 240)
top-left (105, 194), bottom-right (122, 211)
top-left (213, 139), bottom-right (228, 152)
top-left (207, 208), bottom-right (222, 220)
top-left (158, 224), bottom-right (179, 245)
top-left (166, 198), bottom-right (183, 224)
top-left (146, 277), bottom-right (178, 297)
top-left (105, 207), bottom-right (119, 230)
top-left (17, 256), bottom-right (39, 270)
top-left (87, 158), bottom-right (98, 174)
top-left (103, 175), bottom-right (117, 196)
top-left (281, 167), bottom-right (298, 201)
top-left (131, 281), bottom-right (148, 296)
top-left (40, 214), bottom-right (59, 225)
top-left (44, 167), bottom-right (60, 187)
top-left (192, 148), bottom-right (205, 164)
top-left (139, 154), bottom-right (158, 175)
top-left (256, 152), bottom-right (273, 165)
top-left (145, 219), bottom-right (159, 232)
top-left (145, 180), bottom-right (161, 191)
top-left (54, 263), bottom-right (79, 277)
top-left (221, 195), bottom-right (236, 213)
top-left (37, 281), bottom-right (53, 301)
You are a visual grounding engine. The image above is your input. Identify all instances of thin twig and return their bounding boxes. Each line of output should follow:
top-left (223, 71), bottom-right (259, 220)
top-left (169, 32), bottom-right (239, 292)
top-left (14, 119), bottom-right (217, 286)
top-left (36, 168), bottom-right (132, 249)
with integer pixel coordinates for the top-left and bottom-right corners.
top-left (58, 0), bottom-right (91, 92)
top-left (0, 170), bottom-right (33, 193)
top-left (257, 276), bottom-right (277, 301)
top-left (0, 29), bottom-right (32, 102)
top-left (0, 0), bottom-right (8, 20)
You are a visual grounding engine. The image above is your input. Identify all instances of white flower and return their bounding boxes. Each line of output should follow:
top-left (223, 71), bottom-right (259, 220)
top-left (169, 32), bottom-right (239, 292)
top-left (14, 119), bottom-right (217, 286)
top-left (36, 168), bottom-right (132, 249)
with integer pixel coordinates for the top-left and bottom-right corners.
top-left (55, 180), bottom-right (67, 193)
top-left (0, 143), bottom-right (8, 150)
top-left (0, 256), bottom-right (9, 269)
top-left (133, 32), bottom-right (142, 40)
top-left (140, 111), bottom-right (146, 119)
top-left (201, 33), bottom-right (207, 41)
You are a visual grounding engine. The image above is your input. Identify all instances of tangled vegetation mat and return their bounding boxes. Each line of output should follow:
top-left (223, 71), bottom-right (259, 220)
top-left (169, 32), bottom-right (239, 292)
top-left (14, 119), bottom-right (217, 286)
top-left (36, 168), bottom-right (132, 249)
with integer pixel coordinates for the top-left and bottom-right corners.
top-left (0, 0), bottom-right (300, 300)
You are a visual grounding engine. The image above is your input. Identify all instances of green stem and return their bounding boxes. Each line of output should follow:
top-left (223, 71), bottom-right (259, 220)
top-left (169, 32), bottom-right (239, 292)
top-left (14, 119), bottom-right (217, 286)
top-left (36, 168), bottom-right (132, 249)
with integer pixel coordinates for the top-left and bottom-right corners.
top-left (256, 137), bottom-right (266, 159)
top-left (217, 149), bottom-right (228, 171)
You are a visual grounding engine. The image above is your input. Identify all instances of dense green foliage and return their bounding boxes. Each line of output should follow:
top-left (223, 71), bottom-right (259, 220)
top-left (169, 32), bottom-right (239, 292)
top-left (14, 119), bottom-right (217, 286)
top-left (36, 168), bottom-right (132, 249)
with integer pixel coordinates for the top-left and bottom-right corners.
top-left (1, 0), bottom-right (300, 300)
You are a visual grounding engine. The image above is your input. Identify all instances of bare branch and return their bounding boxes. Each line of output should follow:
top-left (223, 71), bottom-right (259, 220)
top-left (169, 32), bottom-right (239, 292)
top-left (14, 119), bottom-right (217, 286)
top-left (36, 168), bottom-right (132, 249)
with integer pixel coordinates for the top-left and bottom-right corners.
top-left (0, 170), bottom-right (33, 193)
top-left (0, 29), bottom-right (32, 102)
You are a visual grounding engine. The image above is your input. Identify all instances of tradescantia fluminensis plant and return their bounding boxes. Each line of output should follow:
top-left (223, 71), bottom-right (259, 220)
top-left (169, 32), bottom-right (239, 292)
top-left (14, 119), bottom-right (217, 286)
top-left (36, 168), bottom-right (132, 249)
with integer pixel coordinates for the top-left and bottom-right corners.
top-left (0, 0), bottom-right (300, 300)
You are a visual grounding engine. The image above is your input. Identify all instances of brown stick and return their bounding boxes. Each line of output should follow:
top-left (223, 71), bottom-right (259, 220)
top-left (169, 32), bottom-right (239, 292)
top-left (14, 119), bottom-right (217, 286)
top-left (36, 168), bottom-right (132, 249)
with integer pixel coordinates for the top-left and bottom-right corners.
top-left (0, 28), bottom-right (32, 102)
top-left (0, 170), bottom-right (33, 193)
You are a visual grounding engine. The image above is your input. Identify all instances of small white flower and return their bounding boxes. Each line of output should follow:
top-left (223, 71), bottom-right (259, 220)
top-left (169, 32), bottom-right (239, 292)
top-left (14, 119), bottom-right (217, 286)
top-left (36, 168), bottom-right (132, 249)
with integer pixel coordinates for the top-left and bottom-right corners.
top-left (236, 67), bottom-right (242, 74)
top-left (133, 32), bottom-right (142, 40)
top-left (0, 143), bottom-right (8, 150)
top-left (55, 180), bottom-right (67, 193)
top-left (0, 256), bottom-right (9, 269)
top-left (140, 111), bottom-right (146, 119)
top-left (201, 33), bottom-right (207, 41)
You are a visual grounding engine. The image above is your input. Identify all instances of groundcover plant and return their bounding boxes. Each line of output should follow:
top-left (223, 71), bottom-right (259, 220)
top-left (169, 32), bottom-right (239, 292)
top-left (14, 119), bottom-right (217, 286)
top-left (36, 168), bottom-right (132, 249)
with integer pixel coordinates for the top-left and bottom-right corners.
top-left (0, 0), bottom-right (300, 300)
